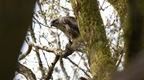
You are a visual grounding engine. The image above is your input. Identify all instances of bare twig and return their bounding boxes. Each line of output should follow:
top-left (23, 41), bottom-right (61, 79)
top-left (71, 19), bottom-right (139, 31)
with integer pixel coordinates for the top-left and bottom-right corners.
top-left (67, 57), bottom-right (91, 78)
top-left (17, 63), bottom-right (37, 80)
top-left (18, 43), bottom-right (33, 60)
top-left (36, 0), bottom-right (48, 25)
top-left (46, 55), bottom-right (60, 79)
top-left (60, 58), bottom-right (70, 80)
top-left (33, 15), bottom-right (49, 27)
top-left (115, 49), bottom-right (124, 70)
top-left (30, 25), bottom-right (46, 79)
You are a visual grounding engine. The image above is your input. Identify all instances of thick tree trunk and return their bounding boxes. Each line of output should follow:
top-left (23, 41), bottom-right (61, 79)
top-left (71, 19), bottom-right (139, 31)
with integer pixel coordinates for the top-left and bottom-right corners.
top-left (0, 0), bottom-right (36, 79)
top-left (111, 0), bottom-right (144, 80)
top-left (70, 0), bottom-right (115, 79)
top-left (108, 0), bottom-right (144, 67)
top-left (126, 0), bottom-right (144, 65)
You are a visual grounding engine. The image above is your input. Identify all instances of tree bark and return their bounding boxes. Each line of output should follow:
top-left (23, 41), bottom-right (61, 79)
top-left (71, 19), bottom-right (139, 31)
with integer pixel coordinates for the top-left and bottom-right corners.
top-left (70, 0), bottom-right (115, 79)
top-left (124, 0), bottom-right (144, 67)
top-left (0, 0), bottom-right (36, 79)
top-left (111, 0), bottom-right (144, 80)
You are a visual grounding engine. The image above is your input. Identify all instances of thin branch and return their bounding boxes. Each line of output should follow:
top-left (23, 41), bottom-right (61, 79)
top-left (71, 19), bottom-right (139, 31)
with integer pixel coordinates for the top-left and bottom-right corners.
top-left (67, 57), bottom-right (91, 78)
top-left (31, 42), bottom-right (59, 53)
top-left (42, 50), bottom-right (50, 69)
top-left (46, 55), bottom-right (60, 80)
top-left (115, 49), bottom-right (124, 70)
top-left (36, 0), bottom-right (48, 25)
top-left (33, 15), bottom-right (49, 27)
top-left (30, 25), bottom-right (46, 79)
top-left (60, 58), bottom-right (70, 80)
top-left (18, 43), bottom-right (33, 60)
top-left (17, 63), bottom-right (37, 80)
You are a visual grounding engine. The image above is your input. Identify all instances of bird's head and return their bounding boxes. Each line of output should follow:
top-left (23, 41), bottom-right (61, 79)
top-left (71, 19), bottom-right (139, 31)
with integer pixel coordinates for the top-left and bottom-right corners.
top-left (51, 19), bottom-right (59, 27)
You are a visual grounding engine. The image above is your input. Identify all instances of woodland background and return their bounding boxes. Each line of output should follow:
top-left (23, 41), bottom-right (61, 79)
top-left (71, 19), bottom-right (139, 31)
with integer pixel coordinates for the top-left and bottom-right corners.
top-left (0, 0), bottom-right (144, 80)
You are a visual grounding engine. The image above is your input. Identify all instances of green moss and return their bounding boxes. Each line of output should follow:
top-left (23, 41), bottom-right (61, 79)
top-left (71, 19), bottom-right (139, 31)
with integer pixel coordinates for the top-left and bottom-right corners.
top-left (70, 0), bottom-right (115, 79)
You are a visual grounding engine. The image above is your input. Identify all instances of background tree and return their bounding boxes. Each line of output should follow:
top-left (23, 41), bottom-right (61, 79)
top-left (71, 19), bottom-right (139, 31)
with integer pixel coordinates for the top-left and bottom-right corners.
top-left (2, 0), bottom-right (144, 80)
top-left (15, 0), bottom-right (91, 80)
top-left (13, 0), bottom-right (123, 80)
top-left (0, 0), bottom-right (36, 80)
top-left (112, 0), bottom-right (144, 80)
top-left (126, 0), bottom-right (144, 65)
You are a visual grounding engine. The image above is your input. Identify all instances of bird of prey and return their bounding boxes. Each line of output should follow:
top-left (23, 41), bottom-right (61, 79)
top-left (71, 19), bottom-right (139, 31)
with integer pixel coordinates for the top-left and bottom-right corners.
top-left (51, 16), bottom-right (80, 57)
top-left (51, 16), bottom-right (80, 42)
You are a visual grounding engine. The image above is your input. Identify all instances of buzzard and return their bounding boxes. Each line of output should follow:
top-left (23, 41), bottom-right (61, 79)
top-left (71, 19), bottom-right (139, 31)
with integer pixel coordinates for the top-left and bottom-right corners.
top-left (51, 16), bottom-right (80, 42)
top-left (51, 16), bottom-right (80, 57)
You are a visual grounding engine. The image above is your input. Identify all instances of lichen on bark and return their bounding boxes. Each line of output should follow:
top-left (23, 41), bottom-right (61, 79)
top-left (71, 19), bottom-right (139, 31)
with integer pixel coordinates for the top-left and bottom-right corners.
top-left (70, 0), bottom-right (115, 79)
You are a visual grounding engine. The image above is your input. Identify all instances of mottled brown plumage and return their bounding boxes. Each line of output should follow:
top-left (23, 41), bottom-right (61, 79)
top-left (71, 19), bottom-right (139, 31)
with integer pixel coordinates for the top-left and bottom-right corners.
top-left (51, 16), bottom-right (81, 57)
top-left (51, 16), bottom-right (80, 41)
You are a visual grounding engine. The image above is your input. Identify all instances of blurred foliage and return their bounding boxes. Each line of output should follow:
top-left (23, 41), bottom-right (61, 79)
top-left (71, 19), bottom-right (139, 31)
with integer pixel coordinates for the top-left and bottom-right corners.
top-left (15, 0), bottom-right (125, 80)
